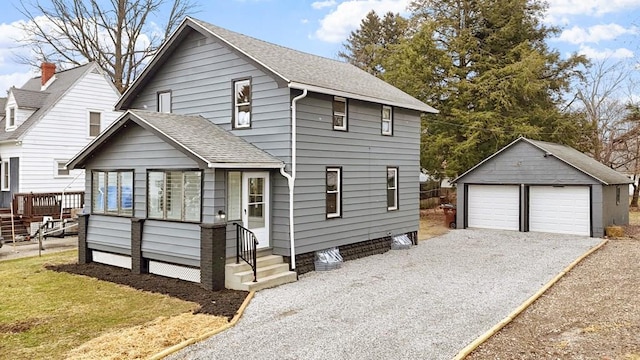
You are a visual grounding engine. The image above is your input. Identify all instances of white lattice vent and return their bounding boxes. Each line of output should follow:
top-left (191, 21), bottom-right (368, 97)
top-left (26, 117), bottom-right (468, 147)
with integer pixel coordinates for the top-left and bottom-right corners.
top-left (92, 251), bottom-right (132, 269)
top-left (148, 261), bottom-right (201, 283)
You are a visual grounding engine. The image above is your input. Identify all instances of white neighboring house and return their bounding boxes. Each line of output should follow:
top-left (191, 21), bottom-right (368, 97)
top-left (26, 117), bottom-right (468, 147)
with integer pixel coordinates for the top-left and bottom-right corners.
top-left (0, 62), bottom-right (120, 214)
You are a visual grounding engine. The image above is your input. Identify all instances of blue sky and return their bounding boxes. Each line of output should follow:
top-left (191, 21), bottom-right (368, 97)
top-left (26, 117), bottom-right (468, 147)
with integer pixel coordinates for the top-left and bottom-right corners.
top-left (0, 0), bottom-right (639, 92)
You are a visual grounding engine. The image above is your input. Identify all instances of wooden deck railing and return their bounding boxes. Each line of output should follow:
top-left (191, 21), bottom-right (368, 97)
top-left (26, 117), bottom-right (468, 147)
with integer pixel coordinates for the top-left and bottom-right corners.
top-left (13, 191), bottom-right (84, 219)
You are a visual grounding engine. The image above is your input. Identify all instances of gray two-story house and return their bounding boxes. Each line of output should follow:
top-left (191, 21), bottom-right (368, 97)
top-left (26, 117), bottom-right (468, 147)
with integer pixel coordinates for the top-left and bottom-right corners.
top-left (67, 16), bottom-right (437, 291)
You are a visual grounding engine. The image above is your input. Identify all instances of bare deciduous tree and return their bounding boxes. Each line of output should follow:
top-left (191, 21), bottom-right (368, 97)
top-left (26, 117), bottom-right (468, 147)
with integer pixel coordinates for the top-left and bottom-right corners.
top-left (16, 0), bottom-right (197, 92)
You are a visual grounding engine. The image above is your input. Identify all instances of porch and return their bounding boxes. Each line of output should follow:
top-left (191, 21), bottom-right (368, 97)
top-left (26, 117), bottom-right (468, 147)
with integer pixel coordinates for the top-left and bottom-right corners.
top-left (0, 192), bottom-right (84, 241)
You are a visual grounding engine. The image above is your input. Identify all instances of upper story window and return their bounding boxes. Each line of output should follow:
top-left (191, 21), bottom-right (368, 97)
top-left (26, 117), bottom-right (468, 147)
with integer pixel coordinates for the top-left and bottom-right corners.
top-left (333, 97), bottom-right (347, 131)
top-left (233, 79), bottom-right (251, 128)
top-left (382, 105), bottom-right (393, 136)
top-left (92, 170), bottom-right (134, 216)
top-left (148, 170), bottom-right (202, 222)
top-left (158, 91), bottom-right (171, 113)
top-left (1, 161), bottom-right (9, 191)
top-left (7, 107), bottom-right (15, 128)
top-left (387, 167), bottom-right (398, 211)
top-left (88, 111), bottom-right (101, 137)
top-left (326, 167), bottom-right (342, 218)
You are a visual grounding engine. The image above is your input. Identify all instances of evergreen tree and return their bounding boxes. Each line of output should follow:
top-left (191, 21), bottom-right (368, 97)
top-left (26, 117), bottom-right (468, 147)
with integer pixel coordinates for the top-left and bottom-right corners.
top-left (339, 11), bottom-right (409, 76)
top-left (381, 0), bottom-right (587, 177)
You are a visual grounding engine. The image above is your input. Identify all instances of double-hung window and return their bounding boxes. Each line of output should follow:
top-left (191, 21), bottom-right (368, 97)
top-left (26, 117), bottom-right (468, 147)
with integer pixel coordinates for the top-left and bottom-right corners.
top-left (92, 170), bottom-right (134, 216)
top-left (88, 111), bottom-right (101, 137)
top-left (1, 161), bottom-right (9, 191)
top-left (326, 167), bottom-right (342, 218)
top-left (158, 91), bottom-right (171, 113)
top-left (7, 107), bottom-right (15, 128)
top-left (332, 97), bottom-right (347, 131)
top-left (382, 105), bottom-right (393, 135)
top-left (233, 79), bottom-right (251, 128)
top-left (148, 170), bottom-right (202, 222)
top-left (387, 167), bottom-right (398, 211)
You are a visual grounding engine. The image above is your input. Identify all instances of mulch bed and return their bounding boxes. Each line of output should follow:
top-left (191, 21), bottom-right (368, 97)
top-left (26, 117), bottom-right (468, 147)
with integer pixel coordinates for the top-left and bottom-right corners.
top-left (46, 262), bottom-right (248, 319)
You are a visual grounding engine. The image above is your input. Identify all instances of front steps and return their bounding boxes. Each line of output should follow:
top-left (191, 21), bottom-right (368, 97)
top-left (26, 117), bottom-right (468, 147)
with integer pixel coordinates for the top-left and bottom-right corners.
top-left (225, 254), bottom-right (297, 291)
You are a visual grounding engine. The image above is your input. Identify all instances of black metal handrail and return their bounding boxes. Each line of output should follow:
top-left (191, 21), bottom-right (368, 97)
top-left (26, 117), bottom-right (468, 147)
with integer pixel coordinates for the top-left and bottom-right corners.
top-left (234, 222), bottom-right (258, 283)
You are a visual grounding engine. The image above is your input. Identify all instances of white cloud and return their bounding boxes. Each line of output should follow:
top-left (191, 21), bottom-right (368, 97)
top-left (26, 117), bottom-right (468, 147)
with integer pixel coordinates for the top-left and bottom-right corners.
top-left (301, 18), bottom-right (309, 24)
top-left (312, 0), bottom-right (337, 9)
top-left (578, 44), bottom-right (634, 60)
top-left (315, 0), bottom-right (410, 43)
top-left (558, 24), bottom-right (638, 44)
top-left (0, 71), bottom-right (35, 92)
top-left (546, 0), bottom-right (640, 18)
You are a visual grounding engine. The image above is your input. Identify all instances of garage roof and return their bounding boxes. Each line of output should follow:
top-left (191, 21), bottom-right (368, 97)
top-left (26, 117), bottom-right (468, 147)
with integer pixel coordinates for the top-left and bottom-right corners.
top-left (454, 137), bottom-right (632, 185)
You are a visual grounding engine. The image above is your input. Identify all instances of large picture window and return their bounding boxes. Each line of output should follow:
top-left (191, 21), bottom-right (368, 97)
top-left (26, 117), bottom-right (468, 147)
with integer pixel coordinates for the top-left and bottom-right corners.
top-left (148, 170), bottom-right (201, 222)
top-left (92, 170), bottom-right (133, 216)
top-left (233, 79), bottom-right (251, 128)
top-left (387, 167), bottom-right (398, 211)
top-left (326, 167), bottom-right (342, 218)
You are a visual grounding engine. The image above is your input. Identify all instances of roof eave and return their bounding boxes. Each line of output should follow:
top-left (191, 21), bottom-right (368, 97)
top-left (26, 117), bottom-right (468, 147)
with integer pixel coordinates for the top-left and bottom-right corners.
top-left (207, 162), bottom-right (284, 169)
top-left (288, 82), bottom-right (438, 114)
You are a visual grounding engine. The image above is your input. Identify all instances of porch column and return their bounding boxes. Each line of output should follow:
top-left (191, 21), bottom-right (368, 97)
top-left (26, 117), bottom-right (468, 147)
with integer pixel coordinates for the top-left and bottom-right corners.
top-left (131, 218), bottom-right (146, 274)
top-left (77, 213), bottom-right (91, 264)
top-left (201, 223), bottom-right (226, 291)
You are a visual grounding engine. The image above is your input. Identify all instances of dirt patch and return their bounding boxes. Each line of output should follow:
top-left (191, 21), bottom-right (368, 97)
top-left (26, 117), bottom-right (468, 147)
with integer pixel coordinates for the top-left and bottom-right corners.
top-left (419, 208), bottom-right (449, 240)
top-left (467, 239), bottom-right (640, 359)
top-left (47, 262), bottom-right (247, 319)
top-left (0, 318), bottom-right (45, 334)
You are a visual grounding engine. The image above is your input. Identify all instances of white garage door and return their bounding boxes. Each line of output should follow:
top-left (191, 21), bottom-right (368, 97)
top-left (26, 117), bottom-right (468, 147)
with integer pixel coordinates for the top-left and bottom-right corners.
top-left (529, 186), bottom-right (590, 236)
top-left (467, 185), bottom-right (520, 231)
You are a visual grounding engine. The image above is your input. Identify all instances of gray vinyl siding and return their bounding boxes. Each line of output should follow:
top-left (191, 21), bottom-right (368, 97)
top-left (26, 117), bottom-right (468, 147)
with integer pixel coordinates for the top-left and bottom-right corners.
top-left (85, 123), bottom-right (210, 261)
top-left (128, 29), bottom-right (291, 163)
top-left (284, 93), bottom-right (420, 255)
top-left (141, 220), bottom-right (201, 267)
top-left (86, 215), bottom-right (131, 255)
top-left (602, 184), bottom-right (629, 230)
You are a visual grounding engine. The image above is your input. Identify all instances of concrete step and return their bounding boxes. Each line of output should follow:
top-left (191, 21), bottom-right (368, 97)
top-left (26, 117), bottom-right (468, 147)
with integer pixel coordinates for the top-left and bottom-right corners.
top-left (233, 263), bottom-right (291, 284)
top-left (235, 271), bottom-right (298, 292)
top-left (225, 254), bottom-right (286, 274)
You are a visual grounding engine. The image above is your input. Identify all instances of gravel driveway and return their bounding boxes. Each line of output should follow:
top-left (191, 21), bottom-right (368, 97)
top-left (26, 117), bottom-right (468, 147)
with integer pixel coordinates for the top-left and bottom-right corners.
top-left (169, 229), bottom-right (601, 360)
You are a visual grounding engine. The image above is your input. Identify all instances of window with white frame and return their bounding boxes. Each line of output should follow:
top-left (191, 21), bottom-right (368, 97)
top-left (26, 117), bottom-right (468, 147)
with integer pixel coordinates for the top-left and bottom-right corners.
top-left (1, 161), bottom-right (9, 191)
top-left (382, 105), bottom-right (393, 135)
top-left (233, 79), bottom-right (251, 128)
top-left (332, 97), bottom-right (347, 131)
top-left (326, 167), bottom-right (341, 218)
top-left (148, 170), bottom-right (201, 222)
top-left (92, 170), bottom-right (133, 216)
top-left (387, 167), bottom-right (398, 210)
top-left (55, 160), bottom-right (69, 177)
top-left (8, 107), bottom-right (15, 128)
top-left (158, 91), bottom-right (171, 113)
top-left (227, 171), bottom-right (242, 220)
top-left (88, 111), bottom-right (101, 137)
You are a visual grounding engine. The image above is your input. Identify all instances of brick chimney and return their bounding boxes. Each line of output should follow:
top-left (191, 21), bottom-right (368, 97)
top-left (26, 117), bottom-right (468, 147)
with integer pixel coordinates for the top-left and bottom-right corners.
top-left (41, 62), bottom-right (56, 86)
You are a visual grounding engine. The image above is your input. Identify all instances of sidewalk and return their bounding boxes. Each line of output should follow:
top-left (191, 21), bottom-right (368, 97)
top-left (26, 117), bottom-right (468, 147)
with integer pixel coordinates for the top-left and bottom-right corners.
top-left (0, 236), bottom-right (78, 262)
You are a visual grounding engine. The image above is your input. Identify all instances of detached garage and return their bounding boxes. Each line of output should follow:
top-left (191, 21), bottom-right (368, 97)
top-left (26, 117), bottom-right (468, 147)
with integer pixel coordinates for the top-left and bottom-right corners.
top-left (454, 137), bottom-right (631, 237)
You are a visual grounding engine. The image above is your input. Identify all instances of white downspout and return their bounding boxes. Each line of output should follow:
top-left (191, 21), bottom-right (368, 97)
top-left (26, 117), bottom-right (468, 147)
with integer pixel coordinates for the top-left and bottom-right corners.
top-left (280, 88), bottom-right (307, 271)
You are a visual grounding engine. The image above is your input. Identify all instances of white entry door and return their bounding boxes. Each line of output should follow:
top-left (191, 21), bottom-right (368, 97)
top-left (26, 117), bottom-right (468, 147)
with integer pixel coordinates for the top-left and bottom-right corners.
top-left (242, 172), bottom-right (270, 249)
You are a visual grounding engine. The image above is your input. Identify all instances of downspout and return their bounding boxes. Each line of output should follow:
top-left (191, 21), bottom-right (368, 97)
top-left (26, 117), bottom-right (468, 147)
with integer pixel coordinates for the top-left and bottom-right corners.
top-left (280, 88), bottom-right (307, 272)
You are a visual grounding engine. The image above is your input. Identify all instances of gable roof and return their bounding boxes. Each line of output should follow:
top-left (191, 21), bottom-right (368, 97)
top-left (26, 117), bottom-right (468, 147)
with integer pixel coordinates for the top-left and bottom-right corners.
top-left (454, 137), bottom-right (632, 185)
top-left (0, 63), bottom-right (107, 143)
top-left (117, 17), bottom-right (437, 114)
top-left (67, 109), bottom-right (284, 170)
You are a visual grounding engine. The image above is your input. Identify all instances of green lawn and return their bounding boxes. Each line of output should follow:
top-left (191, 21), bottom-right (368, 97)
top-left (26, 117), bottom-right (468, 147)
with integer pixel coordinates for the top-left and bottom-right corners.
top-left (0, 251), bottom-right (198, 360)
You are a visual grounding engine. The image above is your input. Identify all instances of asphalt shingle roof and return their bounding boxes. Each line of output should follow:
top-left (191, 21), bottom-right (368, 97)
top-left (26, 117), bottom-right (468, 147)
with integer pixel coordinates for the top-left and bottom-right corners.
top-left (527, 138), bottom-right (631, 185)
top-left (68, 110), bottom-right (284, 169)
top-left (0, 63), bottom-right (95, 142)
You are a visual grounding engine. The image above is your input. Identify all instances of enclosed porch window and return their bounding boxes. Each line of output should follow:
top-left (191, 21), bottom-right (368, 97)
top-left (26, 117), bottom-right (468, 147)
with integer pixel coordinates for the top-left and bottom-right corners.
top-left (147, 170), bottom-right (202, 222)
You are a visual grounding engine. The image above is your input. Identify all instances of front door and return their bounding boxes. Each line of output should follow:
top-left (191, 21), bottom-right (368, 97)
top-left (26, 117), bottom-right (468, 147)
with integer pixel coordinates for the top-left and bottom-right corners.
top-left (242, 172), bottom-right (269, 248)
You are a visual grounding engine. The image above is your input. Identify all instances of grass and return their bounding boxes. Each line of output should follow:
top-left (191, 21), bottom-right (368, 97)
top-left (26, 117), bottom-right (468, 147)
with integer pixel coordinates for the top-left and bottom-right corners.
top-left (418, 208), bottom-right (450, 240)
top-left (0, 250), bottom-right (212, 360)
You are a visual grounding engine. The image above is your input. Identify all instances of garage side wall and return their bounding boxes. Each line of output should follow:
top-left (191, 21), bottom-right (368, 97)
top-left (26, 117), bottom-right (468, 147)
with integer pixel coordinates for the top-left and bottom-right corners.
top-left (602, 184), bottom-right (630, 231)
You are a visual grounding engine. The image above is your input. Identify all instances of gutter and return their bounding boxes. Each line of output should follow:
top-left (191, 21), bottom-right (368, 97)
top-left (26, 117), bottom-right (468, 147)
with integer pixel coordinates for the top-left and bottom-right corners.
top-left (280, 88), bottom-right (308, 272)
